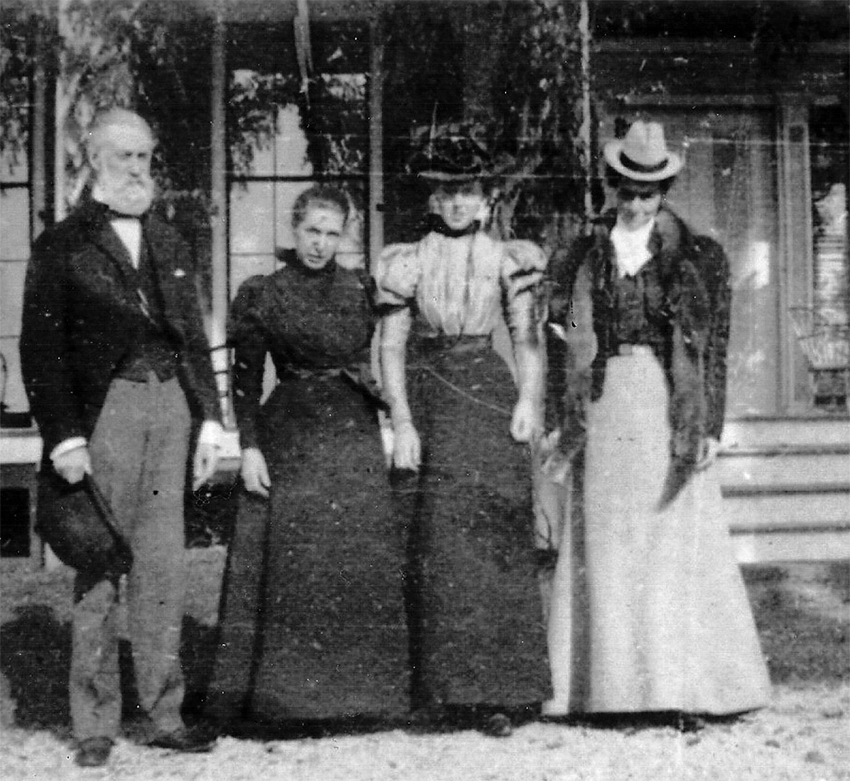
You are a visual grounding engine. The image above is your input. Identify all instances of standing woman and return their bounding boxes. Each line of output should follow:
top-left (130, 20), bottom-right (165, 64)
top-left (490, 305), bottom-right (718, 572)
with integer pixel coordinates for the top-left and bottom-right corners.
top-left (206, 185), bottom-right (409, 727)
top-left (376, 131), bottom-right (550, 736)
top-left (546, 121), bottom-right (770, 724)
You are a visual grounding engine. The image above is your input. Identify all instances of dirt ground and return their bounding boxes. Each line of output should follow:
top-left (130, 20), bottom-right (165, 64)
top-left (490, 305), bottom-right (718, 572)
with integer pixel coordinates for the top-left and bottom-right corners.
top-left (1, 549), bottom-right (848, 781)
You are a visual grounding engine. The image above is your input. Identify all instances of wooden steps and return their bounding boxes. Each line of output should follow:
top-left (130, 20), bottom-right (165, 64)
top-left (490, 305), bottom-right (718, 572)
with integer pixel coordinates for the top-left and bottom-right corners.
top-left (720, 418), bottom-right (850, 563)
top-left (716, 447), bottom-right (850, 488)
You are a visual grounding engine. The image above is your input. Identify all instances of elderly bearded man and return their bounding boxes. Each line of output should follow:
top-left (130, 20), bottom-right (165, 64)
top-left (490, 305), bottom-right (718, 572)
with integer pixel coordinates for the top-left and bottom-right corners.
top-left (20, 108), bottom-right (223, 767)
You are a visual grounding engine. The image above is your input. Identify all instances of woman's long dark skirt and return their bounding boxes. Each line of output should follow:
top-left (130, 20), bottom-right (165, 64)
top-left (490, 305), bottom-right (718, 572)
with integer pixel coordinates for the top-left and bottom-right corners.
top-left (206, 376), bottom-right (410, 725)
top-left (397, 336), bottom-right (549, 711)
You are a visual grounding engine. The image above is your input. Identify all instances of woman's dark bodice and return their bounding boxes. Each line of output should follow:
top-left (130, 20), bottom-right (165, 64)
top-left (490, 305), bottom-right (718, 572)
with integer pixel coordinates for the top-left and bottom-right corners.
top-left (609, 259), bottom-right (670, 350)
top-left (228, 254), bottom-right (376, 447)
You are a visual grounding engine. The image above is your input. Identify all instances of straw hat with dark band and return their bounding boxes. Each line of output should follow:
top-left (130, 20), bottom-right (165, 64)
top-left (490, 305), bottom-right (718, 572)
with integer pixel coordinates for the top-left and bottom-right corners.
top-left (603, 120), bottom-right (683, 182)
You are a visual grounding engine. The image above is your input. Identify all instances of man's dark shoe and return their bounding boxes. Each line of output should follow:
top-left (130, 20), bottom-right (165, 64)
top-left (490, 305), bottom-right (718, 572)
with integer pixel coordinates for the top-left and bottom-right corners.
top-left (75, 737), bottom-right (113, 767)
top-left (677, 713), bottom-right (706, 734)
top-left (482, 712), bottom-right (513, 738)
top-left (145, 725), bottom-right (216, 753)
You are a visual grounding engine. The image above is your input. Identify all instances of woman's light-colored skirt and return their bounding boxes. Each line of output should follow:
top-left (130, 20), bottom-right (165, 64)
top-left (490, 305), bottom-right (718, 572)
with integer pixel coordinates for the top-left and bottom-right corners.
top-left (546, 349), bottom-right (771, 715)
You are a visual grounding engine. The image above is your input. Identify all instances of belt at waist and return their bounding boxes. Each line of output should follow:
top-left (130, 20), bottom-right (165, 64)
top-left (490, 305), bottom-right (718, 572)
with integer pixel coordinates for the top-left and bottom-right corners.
top-left (280, 365), bottom-right (389, 409)
top-left (282, 367), bottom-right (345, 381)
top-left (113, 364), bottom-right (178, 382)
top-left (418, 334), bottom-right (491, 353)
top-left (616, 343), bottom-right (654, 356)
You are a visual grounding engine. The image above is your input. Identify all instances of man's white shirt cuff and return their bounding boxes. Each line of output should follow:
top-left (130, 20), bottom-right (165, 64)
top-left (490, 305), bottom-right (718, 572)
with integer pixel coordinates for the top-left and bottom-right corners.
top-left (50, 436), bottom-right (88, 463)
top-left (51, 424), bottom-right (222, 462)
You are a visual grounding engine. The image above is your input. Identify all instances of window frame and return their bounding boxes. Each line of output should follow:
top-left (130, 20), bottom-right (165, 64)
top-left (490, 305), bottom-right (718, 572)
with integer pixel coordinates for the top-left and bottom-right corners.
top-left (0, 16), bottom-right (49, 418)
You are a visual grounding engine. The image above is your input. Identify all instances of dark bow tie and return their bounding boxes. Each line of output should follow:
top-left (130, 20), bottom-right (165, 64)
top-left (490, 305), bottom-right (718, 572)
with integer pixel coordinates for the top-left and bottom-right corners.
top-left (427, 214), bottom-right (480, 238)
top-left (108, 208), bottom-right (142, 221)
top-left (97, 202), bottom-right (143, 221)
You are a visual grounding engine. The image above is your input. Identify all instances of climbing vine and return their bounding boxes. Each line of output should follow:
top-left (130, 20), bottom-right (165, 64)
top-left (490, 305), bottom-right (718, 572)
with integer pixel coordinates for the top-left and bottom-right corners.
top-left (3, 0), bottom-right (832, 240)
top-left (381, 0), bottom-right (590, 248)
top-left (493, 0), bottom-right (589, 247)
top-left (0, 8), bottom-right (38, 177)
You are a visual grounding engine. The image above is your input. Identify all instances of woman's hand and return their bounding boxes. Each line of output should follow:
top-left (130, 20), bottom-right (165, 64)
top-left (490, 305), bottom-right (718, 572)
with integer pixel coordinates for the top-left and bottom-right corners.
top-left (53, 445), bottom-right (91, 484)
top-left (392, 419), bottom-right (421, 471)
top-left (241, 446), bottom-right (271, 497)
top-left (510, 397), bottom-right (541, 443)
top-left (695, 436), bottom-right (721, 471)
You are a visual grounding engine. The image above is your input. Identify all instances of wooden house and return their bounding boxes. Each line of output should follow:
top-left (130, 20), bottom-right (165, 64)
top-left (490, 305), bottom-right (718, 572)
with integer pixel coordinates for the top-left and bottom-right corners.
top-left (1, 0), bottom-right (847, 562)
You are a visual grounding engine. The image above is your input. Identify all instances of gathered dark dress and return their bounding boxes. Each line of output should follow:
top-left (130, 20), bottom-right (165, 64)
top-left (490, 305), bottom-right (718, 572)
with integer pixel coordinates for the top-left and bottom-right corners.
top-left (206, 253), bottom-right (409, 724)
top-left (376, 231), bottom-right (551, 710)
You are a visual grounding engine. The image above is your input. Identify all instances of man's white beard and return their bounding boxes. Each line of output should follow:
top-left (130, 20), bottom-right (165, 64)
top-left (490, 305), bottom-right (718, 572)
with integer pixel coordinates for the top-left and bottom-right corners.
top-left (98, 173), bottom-right (155, 216)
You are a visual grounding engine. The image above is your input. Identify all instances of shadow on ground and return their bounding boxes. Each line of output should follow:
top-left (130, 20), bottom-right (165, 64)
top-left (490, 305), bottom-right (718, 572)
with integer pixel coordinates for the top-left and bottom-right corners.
top-left (0, 605), bottom-right (71, 731)
top-left (0, 606), bottom-right (216, 734)
top-left (743, 563), bottom-right (850, 685)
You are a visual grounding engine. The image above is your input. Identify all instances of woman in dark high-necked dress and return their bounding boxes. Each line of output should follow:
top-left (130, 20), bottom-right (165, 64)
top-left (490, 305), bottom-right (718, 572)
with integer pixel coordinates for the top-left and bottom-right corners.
top-left (206, 185), bottom-right (409, 727)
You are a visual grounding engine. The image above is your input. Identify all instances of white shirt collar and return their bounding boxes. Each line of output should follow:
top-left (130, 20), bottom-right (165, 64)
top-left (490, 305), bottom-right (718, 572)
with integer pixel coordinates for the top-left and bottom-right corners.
top-left (610, 217), bottom-right (655, 278)
top-left (93, 189), bottom-right (142, 268)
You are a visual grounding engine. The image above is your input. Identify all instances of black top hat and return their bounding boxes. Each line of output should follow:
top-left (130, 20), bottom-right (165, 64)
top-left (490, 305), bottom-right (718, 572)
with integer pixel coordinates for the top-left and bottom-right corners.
top-left (407, 132), bottom-right (492, 182)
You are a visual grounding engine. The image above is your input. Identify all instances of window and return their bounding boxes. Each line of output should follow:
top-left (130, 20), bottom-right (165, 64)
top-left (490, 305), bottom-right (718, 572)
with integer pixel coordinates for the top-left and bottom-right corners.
top-left (799, 105), bottom-right (849, 410)
top-left (226, 21), bottom-right (370, 299)
top-left (0, 64), bottom-right (31, 417)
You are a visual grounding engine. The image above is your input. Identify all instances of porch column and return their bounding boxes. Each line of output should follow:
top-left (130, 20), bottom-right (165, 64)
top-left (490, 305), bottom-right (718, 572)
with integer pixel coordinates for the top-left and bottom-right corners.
top-left (53, 0), bottom-right (73, 221)
top-left (32, 15), bottom-right (48, 234)
top-left (209, 2), bottom-right (231, 425)
top-left (368, 11), bottom-right (384, 269)
top-left (777, 98), bottom-right (813, 412)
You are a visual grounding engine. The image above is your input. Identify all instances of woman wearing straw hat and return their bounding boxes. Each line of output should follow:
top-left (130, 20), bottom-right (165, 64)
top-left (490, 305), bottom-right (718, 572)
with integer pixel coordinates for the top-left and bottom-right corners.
top-left (545, 120), bottom-right (770, 727)
top-left (375, 129), bottom-right (550, 736)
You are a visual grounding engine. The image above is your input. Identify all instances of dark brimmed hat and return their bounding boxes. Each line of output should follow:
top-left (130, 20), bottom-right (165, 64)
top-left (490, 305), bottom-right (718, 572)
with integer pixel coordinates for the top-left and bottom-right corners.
top-left (603, 120), bottom-right (683, 182)
top-left (36, 473), bottom-right (133, 578)
top-left (407, 132), bottom-right (492, 182)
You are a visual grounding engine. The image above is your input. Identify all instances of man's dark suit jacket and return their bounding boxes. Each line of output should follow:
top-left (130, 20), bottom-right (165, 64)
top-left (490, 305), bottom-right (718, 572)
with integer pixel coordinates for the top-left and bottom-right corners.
top-left (20, 199), bottom-right (221, 467)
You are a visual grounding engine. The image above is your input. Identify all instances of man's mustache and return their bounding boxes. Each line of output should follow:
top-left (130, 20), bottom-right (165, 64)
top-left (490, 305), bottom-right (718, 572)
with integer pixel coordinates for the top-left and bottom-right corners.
top-left (120, 178), bottom-right (154, 189)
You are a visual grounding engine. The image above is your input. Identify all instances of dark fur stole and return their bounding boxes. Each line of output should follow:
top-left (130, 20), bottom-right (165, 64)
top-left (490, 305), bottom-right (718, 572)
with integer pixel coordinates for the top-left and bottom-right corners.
top-left (552, 207), bottom-right (723, 507)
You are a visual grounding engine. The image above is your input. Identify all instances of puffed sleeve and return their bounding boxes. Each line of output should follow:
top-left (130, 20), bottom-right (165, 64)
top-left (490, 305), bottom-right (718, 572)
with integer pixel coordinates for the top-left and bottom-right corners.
top-left (501, 239), bottom-right (548, 360)
top-left (372, 242), bottom-right (421, 308)
top-left (502, 239), bottom-right (548, 276)
top-left (227, 275), bottom-right (269, 450)
top-left (500, 239), bottom-right (548, 301)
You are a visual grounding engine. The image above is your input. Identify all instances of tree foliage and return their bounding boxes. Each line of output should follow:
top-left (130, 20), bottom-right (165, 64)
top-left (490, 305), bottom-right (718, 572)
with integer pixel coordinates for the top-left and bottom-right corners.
top-left (493, 0), bottom-right (589, 246)
top-left (1, 2), bottom-right (58, 178)
top-left (3, 0), bottom-right (593, 245)
top-left (225, 23), bottom-right (370, 183)
top-left (55, 0), bottom-right (214, 215)
top-left (0, 18), bottom-right (32, 175)
top-left (3, 0), bottom-right (843, 235)
top-left (380, 0), bottom-right (589, 248)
